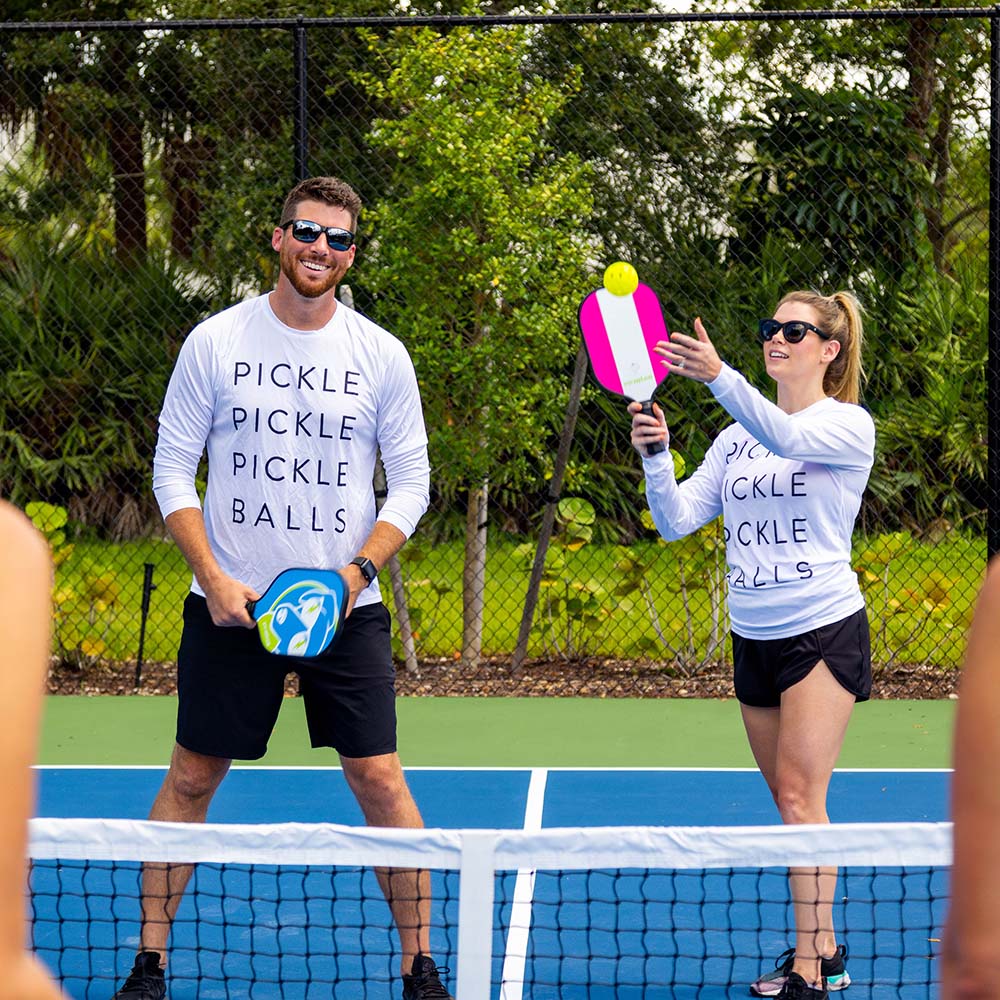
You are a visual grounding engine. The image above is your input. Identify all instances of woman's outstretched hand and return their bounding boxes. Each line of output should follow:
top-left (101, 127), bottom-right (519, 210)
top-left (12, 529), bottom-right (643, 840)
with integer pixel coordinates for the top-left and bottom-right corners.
top-left (655, 316), bottom-right (723, 384)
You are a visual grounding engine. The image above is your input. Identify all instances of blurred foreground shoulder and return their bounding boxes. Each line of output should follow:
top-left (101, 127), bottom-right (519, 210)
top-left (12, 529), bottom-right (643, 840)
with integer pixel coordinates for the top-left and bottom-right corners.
top-left (941, 554), bottom-right (1000, 1000)
top-left (0, 502), bottom-right (66, 1000)
top-left (0, 501), bottom-right (50, 570)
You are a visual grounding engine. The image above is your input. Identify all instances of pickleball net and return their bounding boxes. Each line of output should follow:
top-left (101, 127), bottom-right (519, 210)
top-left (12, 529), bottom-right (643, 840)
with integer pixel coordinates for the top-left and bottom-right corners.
top-left (29, 817), bottom-right (949, 999)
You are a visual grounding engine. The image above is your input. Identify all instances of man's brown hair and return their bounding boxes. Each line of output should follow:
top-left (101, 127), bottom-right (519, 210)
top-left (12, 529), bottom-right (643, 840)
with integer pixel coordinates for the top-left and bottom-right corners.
top-left (280, 176), bottom-right (363, 231)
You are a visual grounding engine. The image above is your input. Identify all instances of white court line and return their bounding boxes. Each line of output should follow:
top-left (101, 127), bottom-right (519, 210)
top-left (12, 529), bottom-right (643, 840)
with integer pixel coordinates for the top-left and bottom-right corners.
top-left (32, 765), bottom-right (953, 772)
top-left (499, 767), bottom-right (548, 1000)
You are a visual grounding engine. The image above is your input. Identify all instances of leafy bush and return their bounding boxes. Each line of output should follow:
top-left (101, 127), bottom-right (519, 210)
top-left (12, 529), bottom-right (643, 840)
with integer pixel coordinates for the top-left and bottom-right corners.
top-left (0, 230), bottom-right (213, 539)
top-left (26, 501), bottom-right (122, 669)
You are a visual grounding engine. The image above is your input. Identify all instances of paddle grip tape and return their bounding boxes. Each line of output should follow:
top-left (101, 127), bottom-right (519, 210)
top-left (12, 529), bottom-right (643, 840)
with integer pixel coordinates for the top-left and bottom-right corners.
top-left (640, 400), bottom-right (666, 456)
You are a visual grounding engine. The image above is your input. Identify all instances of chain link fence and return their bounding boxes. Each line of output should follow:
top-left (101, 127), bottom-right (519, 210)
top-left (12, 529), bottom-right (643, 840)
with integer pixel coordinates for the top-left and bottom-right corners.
top-left (0, 8), bottom-right (991, 697)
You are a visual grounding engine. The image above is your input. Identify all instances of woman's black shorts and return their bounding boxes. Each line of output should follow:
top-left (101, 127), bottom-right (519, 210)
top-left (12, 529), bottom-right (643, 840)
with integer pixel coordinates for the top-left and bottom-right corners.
top-left (732, 607), bottom-right (872, 708)
top-left (176, 593), bottom-right (396, 760)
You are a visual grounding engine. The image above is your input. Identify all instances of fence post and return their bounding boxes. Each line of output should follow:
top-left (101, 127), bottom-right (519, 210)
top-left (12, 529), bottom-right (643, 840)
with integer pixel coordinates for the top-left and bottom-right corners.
top-left (134, 563), bottom-right (156, 690)
top-left (293, 18), bottom-right (309, 183)
top-left (512, 341), bottom-right (590, 670)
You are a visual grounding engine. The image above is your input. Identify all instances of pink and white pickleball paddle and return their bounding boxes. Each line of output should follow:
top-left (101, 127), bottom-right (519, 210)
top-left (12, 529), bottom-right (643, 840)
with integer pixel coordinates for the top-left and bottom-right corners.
top-left (578, 263), bottom-right (670, 455)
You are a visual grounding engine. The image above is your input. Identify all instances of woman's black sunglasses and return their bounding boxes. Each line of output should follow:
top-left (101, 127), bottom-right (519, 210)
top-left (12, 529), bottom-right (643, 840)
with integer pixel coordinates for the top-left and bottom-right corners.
top-left (758, 318), bottom-right (832, 344)
top-left (282, 219), bottom-right (355, 251)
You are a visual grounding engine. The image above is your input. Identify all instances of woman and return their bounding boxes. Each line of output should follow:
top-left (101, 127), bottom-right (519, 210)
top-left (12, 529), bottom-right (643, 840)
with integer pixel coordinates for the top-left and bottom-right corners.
top-left (629, 291), bottom-right (874, 1000)
top-left (0, 502), bottom-right (67, 1000)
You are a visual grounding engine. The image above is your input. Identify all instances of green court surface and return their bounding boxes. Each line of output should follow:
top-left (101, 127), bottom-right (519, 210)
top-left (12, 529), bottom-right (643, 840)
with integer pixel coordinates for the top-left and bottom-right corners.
top-left (40, 696), bottom-right (955, 768)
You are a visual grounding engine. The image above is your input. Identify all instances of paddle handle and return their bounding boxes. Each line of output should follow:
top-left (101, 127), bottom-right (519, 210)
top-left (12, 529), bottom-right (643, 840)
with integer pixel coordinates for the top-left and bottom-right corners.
top-left (640, 400), bottom-right (666, 456)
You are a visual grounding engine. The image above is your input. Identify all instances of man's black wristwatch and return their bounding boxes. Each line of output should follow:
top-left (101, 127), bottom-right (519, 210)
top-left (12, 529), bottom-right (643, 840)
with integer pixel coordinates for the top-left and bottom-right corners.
top-left (350, 556), bottom-right (378, 585)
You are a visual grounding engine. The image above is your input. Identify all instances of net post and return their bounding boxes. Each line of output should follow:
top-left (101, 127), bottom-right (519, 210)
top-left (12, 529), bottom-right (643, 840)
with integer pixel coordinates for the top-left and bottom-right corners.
top-left (456, 830), bottom-right (496, 1000)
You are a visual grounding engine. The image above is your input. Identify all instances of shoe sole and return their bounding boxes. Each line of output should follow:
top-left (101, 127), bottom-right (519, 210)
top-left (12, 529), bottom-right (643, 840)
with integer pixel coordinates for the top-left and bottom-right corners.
top-left (750, 972), bottom-right (850, 997)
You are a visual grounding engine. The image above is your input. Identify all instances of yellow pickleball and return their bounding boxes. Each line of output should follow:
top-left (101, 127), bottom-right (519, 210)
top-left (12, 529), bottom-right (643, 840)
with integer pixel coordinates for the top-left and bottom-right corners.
top-left (603, 260), bottom-right (639, 297)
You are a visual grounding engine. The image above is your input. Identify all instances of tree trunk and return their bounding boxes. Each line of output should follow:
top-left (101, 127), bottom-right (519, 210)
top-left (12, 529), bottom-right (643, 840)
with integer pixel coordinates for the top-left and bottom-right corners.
top-left (462, 480), bottom-right (489, 668)
top-left (903, 13), bottom-right (937, 138)
top-left (165, 135), bottom-right (213, 259)
top-left (107, 37), bottom-right (147, 267)
top-left (340, 281), bottom-right (420, 675)
top-left (926, 89), bottom-right (953, 275)
top-left (903, 11), bottom-right (947, 271)
top-left (374, 454), bottom-right (419, 675)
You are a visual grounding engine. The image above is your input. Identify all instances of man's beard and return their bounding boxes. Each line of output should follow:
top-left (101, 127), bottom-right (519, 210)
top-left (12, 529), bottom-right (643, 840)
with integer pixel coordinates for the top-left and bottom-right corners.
top-left (280, 249), bottom-right (344, 298)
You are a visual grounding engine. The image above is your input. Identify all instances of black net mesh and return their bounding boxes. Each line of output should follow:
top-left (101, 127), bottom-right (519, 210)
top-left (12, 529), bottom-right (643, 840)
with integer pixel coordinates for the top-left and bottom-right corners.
top-left (29, 817), bottom-right (948, 999)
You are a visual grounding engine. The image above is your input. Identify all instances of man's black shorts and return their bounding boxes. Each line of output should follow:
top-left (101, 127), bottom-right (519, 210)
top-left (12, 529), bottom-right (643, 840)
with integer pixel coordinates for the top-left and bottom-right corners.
top-left (176, 593), bottom-right (397, 760)
top-left (732, 607), bottom-right (872, 708)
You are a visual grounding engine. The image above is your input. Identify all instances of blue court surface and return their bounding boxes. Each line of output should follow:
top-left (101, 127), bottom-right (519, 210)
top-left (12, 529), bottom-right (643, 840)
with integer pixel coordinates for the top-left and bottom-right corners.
top-left (33, 766), bottom-right (949, 999)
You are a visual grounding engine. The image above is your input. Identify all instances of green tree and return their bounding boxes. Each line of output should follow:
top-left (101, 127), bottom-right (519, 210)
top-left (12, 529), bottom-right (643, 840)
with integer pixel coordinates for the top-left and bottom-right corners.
top-left (1, 0), bottom-right (396, 279)
top-left (1, 2), bottom-right (156, 265)
top-left (357, 23), bottom-right (594, 667)
top-left (514, 12), bottom-right (748, 536)
top-left (0, 228), bottom-right (212, 537)
top-left (731, 76), bottom-right (930, 287)
top-left (867, 260), bottom-right (987, 532)
top-left (701, 2), bottom-right (989, 281)
top-left (692, 3), bottom-right (989, 531)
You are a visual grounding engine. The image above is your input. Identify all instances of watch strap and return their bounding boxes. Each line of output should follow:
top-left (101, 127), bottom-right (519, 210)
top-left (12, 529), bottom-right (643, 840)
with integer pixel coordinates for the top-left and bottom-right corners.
top-left (350, 556), bottom-right (378, 585)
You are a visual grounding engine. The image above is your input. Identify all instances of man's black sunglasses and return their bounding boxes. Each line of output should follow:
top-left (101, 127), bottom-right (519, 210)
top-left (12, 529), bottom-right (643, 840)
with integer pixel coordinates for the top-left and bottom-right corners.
top-left (281, 219), bottom-right (355, 251)
top-left (758, 318), bottom-right (832, 344)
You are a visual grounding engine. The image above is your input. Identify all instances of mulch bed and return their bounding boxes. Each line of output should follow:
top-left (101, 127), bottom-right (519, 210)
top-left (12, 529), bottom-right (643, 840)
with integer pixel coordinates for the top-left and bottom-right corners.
top-left (48, 656), bottom-right (959, 700)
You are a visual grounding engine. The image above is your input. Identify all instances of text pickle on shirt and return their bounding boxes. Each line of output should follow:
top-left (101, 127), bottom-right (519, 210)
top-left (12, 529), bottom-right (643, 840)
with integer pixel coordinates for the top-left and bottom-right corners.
top-left (228, 359), bottom-right (361, 534)
top-left (722, 437), bottom-right (814, 589)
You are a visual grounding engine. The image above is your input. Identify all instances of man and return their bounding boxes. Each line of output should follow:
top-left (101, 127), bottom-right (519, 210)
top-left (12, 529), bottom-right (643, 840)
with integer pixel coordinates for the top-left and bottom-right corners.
top-left (111, 177), bottom-right (451, 1000)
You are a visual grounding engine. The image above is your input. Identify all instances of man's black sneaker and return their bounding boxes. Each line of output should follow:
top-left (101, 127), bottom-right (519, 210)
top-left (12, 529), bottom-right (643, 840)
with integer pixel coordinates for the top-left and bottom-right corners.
top-left (110, 951), bottom-right (167, 1000)
top-left (402, 953), bottom-right (455, 1000)
top-left (775, 971), bottom-right (829, 999)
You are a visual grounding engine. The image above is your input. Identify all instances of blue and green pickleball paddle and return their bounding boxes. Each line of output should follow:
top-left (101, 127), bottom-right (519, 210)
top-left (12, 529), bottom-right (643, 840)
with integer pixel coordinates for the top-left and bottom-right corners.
top-left (246, 568), bottom-right (348, 657)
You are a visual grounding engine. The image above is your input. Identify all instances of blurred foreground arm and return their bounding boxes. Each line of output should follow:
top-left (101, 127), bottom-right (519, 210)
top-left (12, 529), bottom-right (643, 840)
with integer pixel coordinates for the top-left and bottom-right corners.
top-left (0, 503), bottom-right (67, 1000)
top-left (942, 557), bottom-right (1000, 999)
